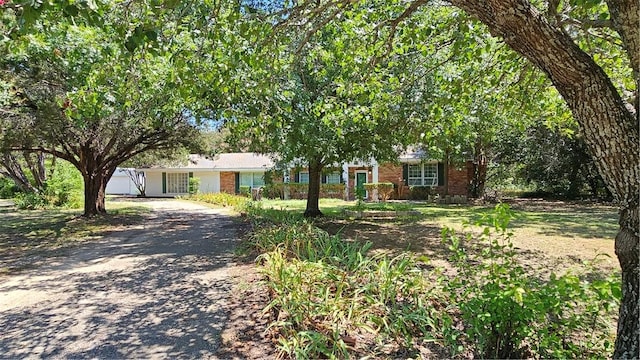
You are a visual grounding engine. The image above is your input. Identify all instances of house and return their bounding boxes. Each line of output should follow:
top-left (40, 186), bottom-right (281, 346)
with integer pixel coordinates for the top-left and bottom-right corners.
top-left (105, 168), bottom-right (140, 195)
top-left (140, 153), bottom-right (274, 197)
top-left (139, 152), bottom-right (472, 200)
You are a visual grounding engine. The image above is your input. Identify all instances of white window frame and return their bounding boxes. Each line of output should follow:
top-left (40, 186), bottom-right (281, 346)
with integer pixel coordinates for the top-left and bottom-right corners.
top-left (240, 172), bottom-right (265, 188)
top-left (325, 172), bottom-right (341, 184)
top-left (408, 163), bottom-right (438, 187)
top-left (167, 172), bottom-right (189, 193)
top-left (298, 171), bottom-right (309, 184)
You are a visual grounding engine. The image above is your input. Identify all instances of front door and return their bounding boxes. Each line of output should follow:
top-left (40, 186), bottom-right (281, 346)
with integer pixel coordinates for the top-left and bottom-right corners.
top-left (355, 171), bottom-right (367, 200)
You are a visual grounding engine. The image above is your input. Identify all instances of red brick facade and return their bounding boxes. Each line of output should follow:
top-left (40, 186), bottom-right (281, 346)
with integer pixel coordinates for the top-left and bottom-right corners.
top-left (220, 171), bottom-right (235, 194)
top-left (375, 161), bottom-right (472, 200)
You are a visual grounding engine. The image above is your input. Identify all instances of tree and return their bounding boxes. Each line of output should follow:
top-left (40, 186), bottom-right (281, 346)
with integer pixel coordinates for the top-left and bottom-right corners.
top-left (226, 13), bottom-right (414, 217)
top-left (0, 1), bottom-right (240, 216)
top-left (0, 151), bottom-right (48, 193)
top-left (282, 0), bottom-right (638, 355)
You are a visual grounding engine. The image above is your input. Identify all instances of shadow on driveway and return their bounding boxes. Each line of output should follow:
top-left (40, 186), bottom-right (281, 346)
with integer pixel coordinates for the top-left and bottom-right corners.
top-left (0, 200), bottom-right (248, 358)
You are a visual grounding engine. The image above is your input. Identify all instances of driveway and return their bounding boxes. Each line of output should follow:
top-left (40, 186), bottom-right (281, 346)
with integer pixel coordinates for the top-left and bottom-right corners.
top-left (0, 199), bottom-right (261, 359)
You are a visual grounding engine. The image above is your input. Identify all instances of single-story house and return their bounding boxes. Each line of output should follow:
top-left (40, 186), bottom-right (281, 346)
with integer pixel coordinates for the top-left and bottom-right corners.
top-left (105, 168), bottom-right (140, 195)
top-left (138, 152), bottom-right (472, 200)
top-left (140, 153), bottom-right (275, 197)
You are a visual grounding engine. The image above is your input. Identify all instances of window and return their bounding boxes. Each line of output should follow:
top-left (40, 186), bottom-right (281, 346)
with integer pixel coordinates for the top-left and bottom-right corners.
top-left (298, 171), bottom-right (309, 184)
top-left (408, 165), bottom-right (423, 186)
top-left (167, 172), bottom-right (189, 193)
top-left (240, 172), bottom-right (265, 188)
top-left (325, 172), bottom-right (341, 184)
top-left (407, 164), bottom-right (438, 186)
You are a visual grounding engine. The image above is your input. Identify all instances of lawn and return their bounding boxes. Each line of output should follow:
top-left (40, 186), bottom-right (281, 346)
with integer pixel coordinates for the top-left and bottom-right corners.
top-left (257, 198), bottom-right (620, 273)
top-left (0, 200), bottom-right (149, 275)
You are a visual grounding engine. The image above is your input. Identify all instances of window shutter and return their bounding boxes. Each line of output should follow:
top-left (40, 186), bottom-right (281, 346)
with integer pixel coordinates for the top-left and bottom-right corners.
top-left (188, 172), bottom-right (193, 179)
top-left (162, 172), bottom-right (166, 194)
top-left (437, 162), bottom-right (445, 186)
top-left (402, 164), bottom-right (408, 186)
top-left (321, 175), bottom-right (327, 184)
top-left (294, 171), bottom-right (300, 183)
top-left (234, 173), bottom-right (240, 194)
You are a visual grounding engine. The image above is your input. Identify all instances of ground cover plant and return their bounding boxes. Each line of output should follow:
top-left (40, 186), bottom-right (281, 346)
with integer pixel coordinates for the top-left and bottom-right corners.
top-left (239, 200), bottom-right (620, 358)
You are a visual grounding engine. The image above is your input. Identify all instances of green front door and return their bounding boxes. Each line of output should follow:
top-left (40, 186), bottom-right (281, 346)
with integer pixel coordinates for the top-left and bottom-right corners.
top-left (356, 172), bottom-right (367, 199)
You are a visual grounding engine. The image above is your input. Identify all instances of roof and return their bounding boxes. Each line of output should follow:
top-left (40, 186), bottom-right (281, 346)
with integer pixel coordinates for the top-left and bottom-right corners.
top-left (142, 153), bottom-right (275, 171)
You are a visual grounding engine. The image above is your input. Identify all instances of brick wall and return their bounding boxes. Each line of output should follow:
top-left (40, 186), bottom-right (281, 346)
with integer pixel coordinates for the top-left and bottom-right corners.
top-left (446, 163), bottom-right (471, 196)
top-left (220, 171), bottom-right (235, 194)
top-left (376, 161), bottom-right (472, 198)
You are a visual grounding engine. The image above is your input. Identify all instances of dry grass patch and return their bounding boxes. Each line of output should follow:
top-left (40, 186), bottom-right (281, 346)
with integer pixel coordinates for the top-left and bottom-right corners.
top-left (0, 202), bottom-right (149, 275)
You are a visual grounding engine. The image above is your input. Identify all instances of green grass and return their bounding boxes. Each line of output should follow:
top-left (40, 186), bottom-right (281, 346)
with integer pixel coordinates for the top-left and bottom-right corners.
top-left (258, 199), bottom-right (618, 241)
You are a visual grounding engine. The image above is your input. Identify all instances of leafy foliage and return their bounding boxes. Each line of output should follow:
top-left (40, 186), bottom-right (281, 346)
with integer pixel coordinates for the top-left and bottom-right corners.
top-left (442, 204), bottom-right (619, 358)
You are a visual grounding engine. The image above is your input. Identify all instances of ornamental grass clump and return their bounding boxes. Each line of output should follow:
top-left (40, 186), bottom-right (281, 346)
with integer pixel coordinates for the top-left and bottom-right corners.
top-left (254, 221), bottom-right (446, 358)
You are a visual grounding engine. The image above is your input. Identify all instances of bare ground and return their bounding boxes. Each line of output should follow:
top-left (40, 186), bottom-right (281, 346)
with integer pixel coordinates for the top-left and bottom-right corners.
top-left (0, 199), bottom-right (276, 359)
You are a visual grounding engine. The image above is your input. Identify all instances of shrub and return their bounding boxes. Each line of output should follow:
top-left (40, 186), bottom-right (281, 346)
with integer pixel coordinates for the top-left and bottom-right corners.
top-left (363, 182), bottom-right (395, 202)
top-left (188, 177), bottom-right (200, 194)
top-left (185, 193), bottom-right (250, 212)
top-left (409, 186), bottom-right (431, 200)
top-left (0, 177), bottom-right (19, 199)
top-left (45, 160), bottom-right (83, 208)
top-left (263, 183), bottom-right (284, 199)
top-left (442, 204), bottom-right (619, 358)
top-left (14, 192), bottom-right (49, 210)
top-left (239, 185), bottom-right (251, 197)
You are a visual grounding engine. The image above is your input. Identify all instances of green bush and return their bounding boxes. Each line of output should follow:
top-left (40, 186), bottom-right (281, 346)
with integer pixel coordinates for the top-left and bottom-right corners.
top-left (0, 177), bottom-right (19, 199)
top-left (409, 186), bottom-right (431, 200)
top-left (188, 177), bottom-right (200, 194)
top-left (239, 185), bottom-right (251, 197)
top-left (45, 160), bottom-right (83, 208)
top-left (185, 192), bottom-right (250, 212)
top-left (262, 183), bottom-right (284, 199)
top-left (442, 204), bottom-right (619, 358)
top-left (14, 192), bottom-right (49, 209)
top-left (364, 182), bottom-right (395, 201)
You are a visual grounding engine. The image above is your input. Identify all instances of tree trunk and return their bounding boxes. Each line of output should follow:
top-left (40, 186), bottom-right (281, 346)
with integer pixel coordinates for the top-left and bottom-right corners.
top-left (449, 1), bottom-right (639, 356)
top-left (616, 203), bottom-right (639, 358)
top-left (82, 167), bottom-right (114, 217)
top-left (304, 159), bottom-right (323, 218)
top-left (0, 152), bottom-right (39, 193)
top-left (471, 138), bottom-right (488, 198)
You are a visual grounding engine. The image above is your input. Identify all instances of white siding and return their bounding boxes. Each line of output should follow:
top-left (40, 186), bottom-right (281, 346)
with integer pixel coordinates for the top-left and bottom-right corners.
top-left (197, 171), bottom-right (220, 193)
top-left (144, 170), bottom-right (221, 196)
top-left (145, 171), bottom-right (164, 197)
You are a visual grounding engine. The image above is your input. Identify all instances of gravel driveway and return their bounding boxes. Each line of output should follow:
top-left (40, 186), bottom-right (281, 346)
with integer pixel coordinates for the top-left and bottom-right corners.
top-left (0, 199), bottom-right (255, 359)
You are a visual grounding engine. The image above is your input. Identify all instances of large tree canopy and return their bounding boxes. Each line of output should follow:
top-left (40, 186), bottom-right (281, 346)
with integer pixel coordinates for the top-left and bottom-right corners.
top-left (224, 9), bottom-right (416, 217)
top-left (0, 1), bottom-right (243, 216)
top-left (273, 0), bottom-right (638, 356)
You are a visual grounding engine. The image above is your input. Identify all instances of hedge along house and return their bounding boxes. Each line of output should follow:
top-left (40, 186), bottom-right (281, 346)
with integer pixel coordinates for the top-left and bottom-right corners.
top-left (140, 153), bottom-right (274, 197)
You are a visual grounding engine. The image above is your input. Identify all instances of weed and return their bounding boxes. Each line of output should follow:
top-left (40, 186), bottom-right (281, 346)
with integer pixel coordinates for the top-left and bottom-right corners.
top-left (442, 203), bottom-right (619, 358)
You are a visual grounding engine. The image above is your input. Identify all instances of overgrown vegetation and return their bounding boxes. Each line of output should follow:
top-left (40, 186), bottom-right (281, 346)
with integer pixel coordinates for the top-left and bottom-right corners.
top-left (5, 160), bottom-right (83, 210)
top-left (183, 193), bottom-right (250, 211)
top-left (442, 205), bottom-right (619, 358)
top-left (242, 203), bottom-right (619, 358)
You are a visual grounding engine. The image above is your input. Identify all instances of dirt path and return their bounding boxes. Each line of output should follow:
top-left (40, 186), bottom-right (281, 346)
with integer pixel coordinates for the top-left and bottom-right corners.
top-left (0, 199), bottom-right (273, 359)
